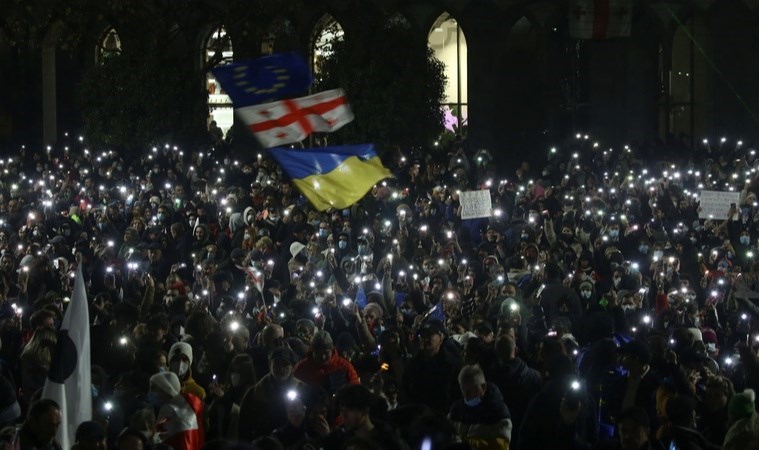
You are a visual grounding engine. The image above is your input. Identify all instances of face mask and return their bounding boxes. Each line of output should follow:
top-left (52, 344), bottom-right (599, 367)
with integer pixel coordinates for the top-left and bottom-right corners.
top-left (692, 317), bottom-right (701, 328)
top-left (580, 289), bottom-right (592, 299)
top-left (230, 373), bottom-right (241, 387)
top-left (318, 229), bottom-right (328, 239)
top-left (653, 250), bottom-right (663, 260)
top-left (621, 304), bottom-right (636, 312)
top-left (639, 245), bottom-right (649, 254)
top-left (98, 223), bottom-right (107, 232)
top-left (613, 277), bottom-right (621, 287)
top-left (171, 361), bottom-right (189, 377)
top-left (521, 233), bottom-right (529, 241)
top-left (357, 244), bottom-right (367, 255)
top-left (740, 235), bottom-right (751, 245)
top-left (464, 397), bottom-right (481, 407)
top-left (156, 213), bottom-right (165, 222)
top-left (690, 237), bottom-right (697, 244)
top-left (726, 251), bottom-right (734, 259)
top-left (269, 216), bottom-right (279, 222)
top-left (338, 241), bottom-right (347, 250)
top-left (608, 229), bottom-right (619, 239)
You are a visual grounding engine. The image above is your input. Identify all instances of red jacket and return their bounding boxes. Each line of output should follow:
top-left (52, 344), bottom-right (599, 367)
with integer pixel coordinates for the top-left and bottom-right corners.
top-left (293, 349), bottom-right (360, 395)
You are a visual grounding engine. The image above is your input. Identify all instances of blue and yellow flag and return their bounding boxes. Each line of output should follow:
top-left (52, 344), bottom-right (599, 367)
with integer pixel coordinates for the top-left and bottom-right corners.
top-left (211, 53), bottom-right (313, 107)
top-left (268, 144), bottom-right (392, 211)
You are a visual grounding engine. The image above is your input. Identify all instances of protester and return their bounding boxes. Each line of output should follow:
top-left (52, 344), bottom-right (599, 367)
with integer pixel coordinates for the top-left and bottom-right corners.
top-left (0, 131), bottom-right (753, 450)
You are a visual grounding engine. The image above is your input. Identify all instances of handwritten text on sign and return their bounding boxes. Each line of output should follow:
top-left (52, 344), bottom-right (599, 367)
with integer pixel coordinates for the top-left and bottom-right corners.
top-left (698, 190), bottom-right (740, 220)
top-left (460, 190), bottom-right (492, 220)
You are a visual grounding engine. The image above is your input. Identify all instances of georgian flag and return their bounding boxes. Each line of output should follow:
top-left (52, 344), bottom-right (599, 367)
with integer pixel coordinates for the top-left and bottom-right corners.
top-left (235, 88), bottom-right (354, 148)
top-left (41, 262), bottom-right (91, 450)
top-left (158, 393), bottom-right (205, 450)
top-left (569, 0), bottom-right (633, 40)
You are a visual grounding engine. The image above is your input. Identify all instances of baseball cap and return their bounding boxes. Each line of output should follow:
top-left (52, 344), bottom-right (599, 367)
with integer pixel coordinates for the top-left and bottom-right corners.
top-left (419, 319), bottom-right (446, 336)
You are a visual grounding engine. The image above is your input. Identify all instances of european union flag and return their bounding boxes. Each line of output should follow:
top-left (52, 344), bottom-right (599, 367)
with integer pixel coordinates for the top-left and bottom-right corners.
top-left (211, 53), bottom-right (313, 107)
top-left (268, 144), bottom-right (393, 211)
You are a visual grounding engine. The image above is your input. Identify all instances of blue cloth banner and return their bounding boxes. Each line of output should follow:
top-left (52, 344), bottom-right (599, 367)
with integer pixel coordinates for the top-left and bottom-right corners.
top-left (211, 53), bottom-right (313, 107)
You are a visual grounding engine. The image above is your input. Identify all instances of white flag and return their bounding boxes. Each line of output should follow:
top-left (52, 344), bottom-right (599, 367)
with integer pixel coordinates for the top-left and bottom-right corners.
top-left (42, 262), bottom-right (91, 450)
top-left (569, 0), bottom-right (632, 40)
top-left (236, 88), bottom-right (354, 148)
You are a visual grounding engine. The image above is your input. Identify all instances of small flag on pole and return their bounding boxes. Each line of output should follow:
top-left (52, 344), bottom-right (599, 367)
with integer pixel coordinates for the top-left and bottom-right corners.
top-left (42, 262), bottom-right (91, 450)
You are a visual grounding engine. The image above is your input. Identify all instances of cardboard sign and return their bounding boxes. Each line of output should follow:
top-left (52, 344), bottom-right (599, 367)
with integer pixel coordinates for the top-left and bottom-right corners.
top-left (460, 190), bottom-right (492, 220)
top-left (699, 190), bottom-right (740, 220)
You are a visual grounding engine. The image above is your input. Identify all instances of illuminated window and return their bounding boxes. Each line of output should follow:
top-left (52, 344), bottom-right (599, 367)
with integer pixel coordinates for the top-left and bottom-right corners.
top-left (428, 14), bottom-right (467, 134)
top-left (312, 15), bottom-right (344, 79)
top-left (97, 28), bottom-right (121, 64)
top-left (204, 27), bottom-right (234, 136)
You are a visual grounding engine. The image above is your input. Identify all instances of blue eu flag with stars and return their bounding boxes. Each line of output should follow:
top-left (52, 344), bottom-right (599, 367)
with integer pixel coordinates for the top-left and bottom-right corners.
top-left (211, 53), bottom-right (313, 107)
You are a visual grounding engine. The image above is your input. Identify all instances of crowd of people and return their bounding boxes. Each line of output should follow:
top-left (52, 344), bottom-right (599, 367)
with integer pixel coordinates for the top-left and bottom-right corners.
top-left (0, 131), bottom-right (756, 450)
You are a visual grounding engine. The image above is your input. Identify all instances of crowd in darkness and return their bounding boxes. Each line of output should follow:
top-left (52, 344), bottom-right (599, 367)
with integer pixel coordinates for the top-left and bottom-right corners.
top-left (0, 132), bottom-right (756, 450)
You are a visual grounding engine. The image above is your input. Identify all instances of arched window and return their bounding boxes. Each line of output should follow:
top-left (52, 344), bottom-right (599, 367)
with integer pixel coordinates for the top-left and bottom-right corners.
top-left (204, 26), bottom-right (234, 136)
top-left (428, 14), bottom-right (467, 134)
top-left (97, 27), bottom-right (121, 64)
top-left (311, 15), bottom-right (344, 78)
top-left (666, 16), bottom-right (711, 146)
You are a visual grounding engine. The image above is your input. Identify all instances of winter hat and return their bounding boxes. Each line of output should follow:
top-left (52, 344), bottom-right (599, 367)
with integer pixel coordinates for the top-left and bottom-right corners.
top-left (168, 342), bottom-right (193, 365)
top-left (243, 207), bottom-right (255, 226)
top-left (686, 328), bottom-right (703, 343)
top-left (290, 242), bottom-right (306, 258)
top-left (728, 389), bottom-right (756, 421)
top-left (150, 371), bottom-right (181, 398)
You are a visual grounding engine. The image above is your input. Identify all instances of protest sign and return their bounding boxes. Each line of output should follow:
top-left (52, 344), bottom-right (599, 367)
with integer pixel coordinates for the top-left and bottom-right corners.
top-left (699, 190), bottom-right (740, 220)
top-left (460, 190), bottom-right (492, 220)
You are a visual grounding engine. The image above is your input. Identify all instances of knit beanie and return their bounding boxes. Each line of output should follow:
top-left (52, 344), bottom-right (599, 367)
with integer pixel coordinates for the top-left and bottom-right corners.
top-left (150, 372), bottom-right (181, 398)
top-left (729, 389), bottom-right (757, 421)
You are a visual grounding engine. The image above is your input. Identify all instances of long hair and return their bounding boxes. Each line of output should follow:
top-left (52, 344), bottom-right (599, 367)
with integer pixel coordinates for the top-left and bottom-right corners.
top-left (20, 327), bottom-right (58, 369)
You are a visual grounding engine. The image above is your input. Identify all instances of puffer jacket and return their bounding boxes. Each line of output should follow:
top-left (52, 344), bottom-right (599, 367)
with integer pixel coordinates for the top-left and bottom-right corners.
top-left (449, 383), bottom-right (512, 450)
top-left (293, 349), bottom-right (360, 395)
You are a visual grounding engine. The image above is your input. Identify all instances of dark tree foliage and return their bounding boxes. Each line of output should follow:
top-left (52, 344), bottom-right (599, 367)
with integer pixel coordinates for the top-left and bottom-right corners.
top-left (313, 21), bottom-right (446, 148)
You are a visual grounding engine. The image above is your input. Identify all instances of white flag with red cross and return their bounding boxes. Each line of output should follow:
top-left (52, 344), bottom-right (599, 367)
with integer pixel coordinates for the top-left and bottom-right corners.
top-left (235, 88), bottom-right (354, 148)
top-left (569, 0), bottom-right (632, 40)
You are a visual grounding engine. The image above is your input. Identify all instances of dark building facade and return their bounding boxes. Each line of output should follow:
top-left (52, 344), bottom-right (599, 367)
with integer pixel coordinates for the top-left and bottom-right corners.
top-left (0, 0), bottom-right (757, 158)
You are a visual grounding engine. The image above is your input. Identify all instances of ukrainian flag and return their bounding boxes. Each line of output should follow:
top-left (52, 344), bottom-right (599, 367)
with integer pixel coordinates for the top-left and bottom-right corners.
top-left (268, 144), bottom-right (392, 211)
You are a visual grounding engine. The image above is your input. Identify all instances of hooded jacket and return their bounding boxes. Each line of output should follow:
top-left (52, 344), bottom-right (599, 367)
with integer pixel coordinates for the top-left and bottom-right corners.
top-left (293, 349), bottom-right (360, 395)
top-left (449, 382), bottom-right (512, 450)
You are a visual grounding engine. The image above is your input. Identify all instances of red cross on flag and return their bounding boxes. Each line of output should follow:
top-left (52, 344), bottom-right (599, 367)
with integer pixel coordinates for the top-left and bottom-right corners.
top-left (235, 88), bottom-right (354, 148)
top-left (569, 0), bottom-right (632, 40)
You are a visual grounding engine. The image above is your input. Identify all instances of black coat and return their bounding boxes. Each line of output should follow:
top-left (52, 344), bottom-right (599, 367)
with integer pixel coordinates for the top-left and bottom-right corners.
top-left (402, 347), bottom-right (462, 414)
top-left (486, 356), bottom-right (542, 440)
top-left (519, 376), bottom-right (599, 450)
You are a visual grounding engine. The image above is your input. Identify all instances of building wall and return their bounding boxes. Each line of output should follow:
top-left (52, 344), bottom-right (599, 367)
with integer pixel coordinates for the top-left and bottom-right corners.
top-left (0, 0), bottom-right (756, 160)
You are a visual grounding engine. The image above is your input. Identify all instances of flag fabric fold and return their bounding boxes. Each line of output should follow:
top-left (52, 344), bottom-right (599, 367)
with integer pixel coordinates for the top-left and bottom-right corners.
top-left (268, 144), bottom-right (392, 211)
top-left (569, 0), bottom-right (632, 40)
top-left (42, 262), bottom-right (91, 450)
top-left (211, 53), bottom-right (313, 107)
top-left (236, 89), bottom-right (354, 148)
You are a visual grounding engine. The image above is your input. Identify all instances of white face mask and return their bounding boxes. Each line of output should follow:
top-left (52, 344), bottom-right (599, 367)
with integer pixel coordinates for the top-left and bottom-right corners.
top-left (171, 361), bottom-right (189, 377)
top-left (230, 373), bottom-right (241, 387)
